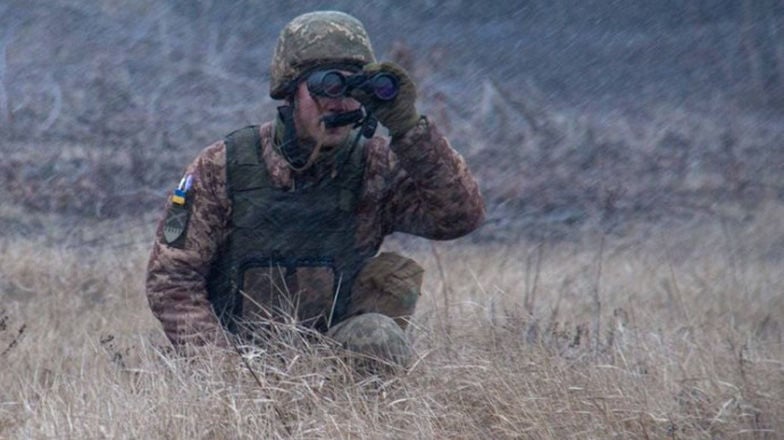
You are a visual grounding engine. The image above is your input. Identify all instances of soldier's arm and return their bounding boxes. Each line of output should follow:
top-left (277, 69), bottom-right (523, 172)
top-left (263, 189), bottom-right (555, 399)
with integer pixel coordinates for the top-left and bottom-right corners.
top-left (145, 142), bottom-right (231, 348)
top-left (384, 119), bottom-right (485, 239)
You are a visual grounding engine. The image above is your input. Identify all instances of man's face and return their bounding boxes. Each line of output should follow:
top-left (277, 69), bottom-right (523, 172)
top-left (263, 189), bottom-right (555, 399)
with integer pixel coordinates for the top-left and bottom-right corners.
top-left (292, 72), bottom-right (361, 149)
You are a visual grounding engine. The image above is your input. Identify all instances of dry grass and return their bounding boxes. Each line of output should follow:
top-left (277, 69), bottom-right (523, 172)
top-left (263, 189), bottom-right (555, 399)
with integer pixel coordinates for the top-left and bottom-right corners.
top-left (3, 5), bottom-right (783, 437)
top-left (1, 203), bottom-right (783, 439)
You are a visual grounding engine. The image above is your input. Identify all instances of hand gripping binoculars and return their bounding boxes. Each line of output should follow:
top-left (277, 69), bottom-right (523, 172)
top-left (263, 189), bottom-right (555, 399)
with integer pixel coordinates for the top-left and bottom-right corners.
top-left (306, 69), bottom-right (399, 101)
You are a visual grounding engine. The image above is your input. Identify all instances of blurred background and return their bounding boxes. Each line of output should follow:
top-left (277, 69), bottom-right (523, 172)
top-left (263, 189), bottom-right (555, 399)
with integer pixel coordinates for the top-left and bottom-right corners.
top-left (1, 0), bottom-right (783, 241)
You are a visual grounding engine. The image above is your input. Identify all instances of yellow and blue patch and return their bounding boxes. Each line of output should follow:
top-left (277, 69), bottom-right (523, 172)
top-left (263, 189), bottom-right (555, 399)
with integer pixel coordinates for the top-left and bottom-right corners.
top-left (171, 189), bottom-right (186, 206)
top-left (170, 174), bottom-right (193, 205)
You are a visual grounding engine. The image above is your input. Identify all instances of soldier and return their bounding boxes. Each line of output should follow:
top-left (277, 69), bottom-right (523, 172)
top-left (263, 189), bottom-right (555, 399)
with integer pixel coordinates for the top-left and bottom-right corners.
top-left (145, 11), bottom-right (485, 368)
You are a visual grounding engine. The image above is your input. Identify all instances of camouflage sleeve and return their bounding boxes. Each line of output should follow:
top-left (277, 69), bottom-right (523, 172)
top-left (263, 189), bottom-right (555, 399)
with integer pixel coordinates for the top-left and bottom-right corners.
top-left (145, 142), bottom-right (231, 348)
top-left (384, 118), bottom-right (485, 239)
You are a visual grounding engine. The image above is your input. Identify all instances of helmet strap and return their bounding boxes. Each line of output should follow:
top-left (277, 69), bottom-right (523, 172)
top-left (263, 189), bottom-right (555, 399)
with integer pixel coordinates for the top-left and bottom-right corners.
top-left (275, 104), bottom-right (325, 173)
top-left (276, 105), bottom-right (307, 170)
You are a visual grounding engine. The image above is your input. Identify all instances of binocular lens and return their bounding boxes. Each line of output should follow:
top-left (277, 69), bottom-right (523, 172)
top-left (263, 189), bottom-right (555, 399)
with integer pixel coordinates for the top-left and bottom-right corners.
top-left (306, 70), bottom-right (399, 101)
top-left (308, 71), bottom-right (346, 98)
top-left (370, 74), bottom-right (398, 101)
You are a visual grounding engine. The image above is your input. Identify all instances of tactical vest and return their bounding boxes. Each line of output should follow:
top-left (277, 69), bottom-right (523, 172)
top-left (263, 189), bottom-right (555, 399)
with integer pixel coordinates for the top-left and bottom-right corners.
top-left (206, 126), bottom-right (372, 334)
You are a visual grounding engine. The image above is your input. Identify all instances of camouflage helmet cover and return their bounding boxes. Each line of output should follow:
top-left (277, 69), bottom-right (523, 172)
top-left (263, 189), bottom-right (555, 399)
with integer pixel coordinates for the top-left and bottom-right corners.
top-left (270, 11), bottom-right (377, 99)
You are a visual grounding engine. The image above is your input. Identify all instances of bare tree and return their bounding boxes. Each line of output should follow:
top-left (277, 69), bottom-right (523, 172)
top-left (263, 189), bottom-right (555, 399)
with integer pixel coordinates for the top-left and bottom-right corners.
top-left (0, 27), bottom-right (13, 131)
top-left (740, 0), bottom-right (784, 105)
top-left (770, 8), bottom-right (784, 100)
top-left (38, 74), bottom-right (62, 134)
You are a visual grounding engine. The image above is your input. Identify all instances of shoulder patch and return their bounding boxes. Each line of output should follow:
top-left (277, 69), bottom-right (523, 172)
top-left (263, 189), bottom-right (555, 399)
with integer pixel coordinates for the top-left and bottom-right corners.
top-left (162, 174), bottom-right (193, 247)
top-left (163, 203), bottom-right (190, 247)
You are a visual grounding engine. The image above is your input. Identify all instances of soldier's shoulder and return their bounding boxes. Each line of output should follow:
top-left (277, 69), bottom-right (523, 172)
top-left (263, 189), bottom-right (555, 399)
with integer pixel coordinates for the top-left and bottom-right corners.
top-left (223, 123), bottom-right (273, 143)
top-left (194, 140), bottom-right (227, 170)
top-left (195, 122), bottom-right (274, 168)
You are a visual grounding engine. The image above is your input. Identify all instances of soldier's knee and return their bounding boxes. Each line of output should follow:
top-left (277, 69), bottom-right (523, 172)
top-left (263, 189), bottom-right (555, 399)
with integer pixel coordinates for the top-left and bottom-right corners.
top-left (327, 312), bottom-right (413, 369)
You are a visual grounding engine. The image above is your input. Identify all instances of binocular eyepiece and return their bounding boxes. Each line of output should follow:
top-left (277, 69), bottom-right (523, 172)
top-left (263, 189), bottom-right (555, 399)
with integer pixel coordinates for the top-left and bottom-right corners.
top-left (306, 69), bottom-right (399, 102)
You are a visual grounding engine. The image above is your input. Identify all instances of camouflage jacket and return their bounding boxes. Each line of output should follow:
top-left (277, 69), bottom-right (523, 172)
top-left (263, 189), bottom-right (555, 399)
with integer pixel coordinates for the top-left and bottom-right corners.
top-left (145, 119), bottom-right (485, 347)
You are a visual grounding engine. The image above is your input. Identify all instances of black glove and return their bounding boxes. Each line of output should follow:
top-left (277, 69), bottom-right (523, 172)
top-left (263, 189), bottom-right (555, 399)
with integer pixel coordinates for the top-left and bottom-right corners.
top-left (351, 61), bottom-right (420, 138)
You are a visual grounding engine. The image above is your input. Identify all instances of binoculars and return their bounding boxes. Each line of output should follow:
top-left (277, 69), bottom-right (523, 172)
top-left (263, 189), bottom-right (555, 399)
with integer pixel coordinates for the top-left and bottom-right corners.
top-left (306, 69), bottom-right (399, 101)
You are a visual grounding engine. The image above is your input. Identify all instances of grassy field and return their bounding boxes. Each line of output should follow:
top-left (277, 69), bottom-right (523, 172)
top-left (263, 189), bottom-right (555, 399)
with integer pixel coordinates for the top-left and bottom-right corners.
top-left (1, 202), bottom-right (782, 439)
top-left (2, 3), bottom-right (784, 438)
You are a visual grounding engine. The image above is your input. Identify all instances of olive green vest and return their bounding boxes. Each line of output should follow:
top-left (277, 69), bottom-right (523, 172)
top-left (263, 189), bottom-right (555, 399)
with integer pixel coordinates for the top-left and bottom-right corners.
top-left (206, 126), bottom-right (370, 334)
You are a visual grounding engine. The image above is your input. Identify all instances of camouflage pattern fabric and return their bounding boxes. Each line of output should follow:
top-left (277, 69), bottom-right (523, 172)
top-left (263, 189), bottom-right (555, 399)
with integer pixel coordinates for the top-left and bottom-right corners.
top-left (327, 312), bottom-right (413, 369)
top-left (145, 119), bottom-right (485, 348)
top-left (270, 11), bottom-right (376, 99)
top-left (345, 252), bottom-right (423, 329)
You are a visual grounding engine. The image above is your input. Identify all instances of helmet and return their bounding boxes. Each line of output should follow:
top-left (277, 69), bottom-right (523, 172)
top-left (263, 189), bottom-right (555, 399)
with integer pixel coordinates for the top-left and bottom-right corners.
top-left (269, 11), bottom-right (377, 100)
